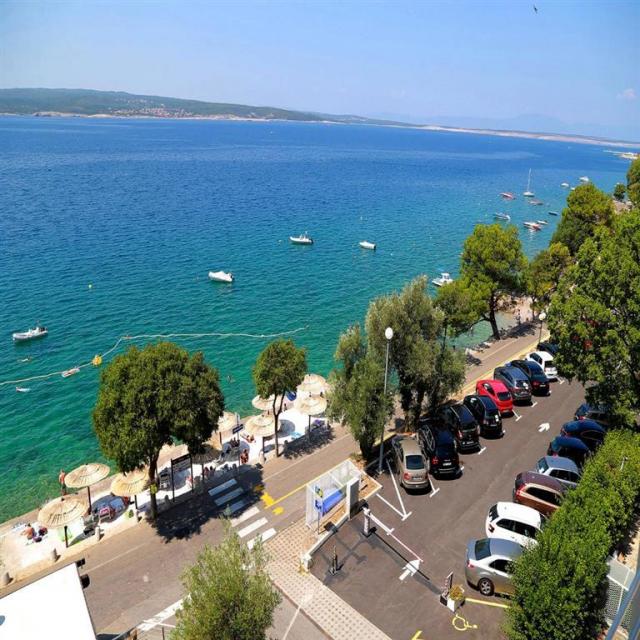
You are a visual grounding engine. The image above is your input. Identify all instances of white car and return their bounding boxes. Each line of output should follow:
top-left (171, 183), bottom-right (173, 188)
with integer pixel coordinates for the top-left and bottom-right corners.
top-left (485, 502), bottom-right (543, 548)
top-left (526, 351), bottom-right (558, 380)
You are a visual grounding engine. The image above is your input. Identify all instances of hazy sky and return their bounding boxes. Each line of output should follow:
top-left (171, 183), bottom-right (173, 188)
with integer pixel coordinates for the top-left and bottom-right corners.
top-left (1, 0), bottom-right (639, 138)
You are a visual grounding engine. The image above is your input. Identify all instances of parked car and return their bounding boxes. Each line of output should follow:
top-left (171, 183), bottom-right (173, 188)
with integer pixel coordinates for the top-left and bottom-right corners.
top-left (463, 394), bottom-right (504, 437)
top-left (417, 421), bottom-right (460, 477)
top-left (513, 471), bottom-right (567, 517)
top-left (465, 537), bottom-right (523, 596)
top-left (535, 455), bottom-right (582, 489)
top-left (547, 435), bottom-right (591, 467)
top-left (574, 402), bottom-right (612, 429)
top-left (560, 420), bottom-right (606, 452)
top-left (527, 351), bottom-right (558, 380)
top-left (537, 341), bottom-right (559, 356)
top-left (435, 402), bottom-right (481, 452)
top-left (508, 359), bottom-right (550, 395)
top-left (485, 502), bottom-right (543, 548)
top-left (475, 379), bottom-right (514, 416)
top-left (391, 436), bottom-right (431, 491)
top-left (493, 366), bottom-right (532, 404)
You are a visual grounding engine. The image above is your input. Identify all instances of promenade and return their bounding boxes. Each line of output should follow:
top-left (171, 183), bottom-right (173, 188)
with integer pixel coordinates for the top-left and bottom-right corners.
top-left (0, 322), bottom-right (547, 639)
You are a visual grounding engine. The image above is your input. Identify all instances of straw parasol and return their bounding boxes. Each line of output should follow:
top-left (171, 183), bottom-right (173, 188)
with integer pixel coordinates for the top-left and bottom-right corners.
top-left (217, 411), bottom-right (240, 444)
top-left (110, 469), bottom-right (150, 510)
top-left (297, 373), bottom-right (328, 396)
top-left (295, 395), bottom-right (328, 434)
top-left (244, 413), bottom-right (275, 439)
top-left (38, 494), bottom-right (87, 548)
top-left (65, 462), bottom-right (110, 511)
top-left (251, 394), bottom-right (285, 412)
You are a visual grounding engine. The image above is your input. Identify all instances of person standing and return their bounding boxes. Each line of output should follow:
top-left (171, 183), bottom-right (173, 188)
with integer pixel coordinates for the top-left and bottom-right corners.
top-left (59, 469), bottom-right (67, 495)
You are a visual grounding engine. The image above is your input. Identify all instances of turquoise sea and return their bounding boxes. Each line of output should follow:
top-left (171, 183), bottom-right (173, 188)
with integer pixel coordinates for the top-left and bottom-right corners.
top-left (0, 117), bottom-right (631, 520)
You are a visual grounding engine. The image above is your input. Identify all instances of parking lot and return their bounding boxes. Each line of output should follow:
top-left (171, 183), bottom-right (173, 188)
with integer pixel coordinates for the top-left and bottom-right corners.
top-left (311, 378), bottom-right (586, 640)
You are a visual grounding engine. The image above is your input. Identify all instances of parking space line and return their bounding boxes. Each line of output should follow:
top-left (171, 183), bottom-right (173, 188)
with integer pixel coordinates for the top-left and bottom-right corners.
top-left (531, 401), bottom-right (538, 408)
top-left (514, 411), bottom-right (522, 422)
top-left (410, 632), bottom-right (424, 640)
top-left (559, 378), bottom-right (565, 384)
top-left (465, 596), bottom-right (509, 609)
top-left (429, 487), bottom-right (440, 497)
top-left (386, 458), bottom-right (411, 519)
top-left (377, 492), bottom-right (410, 519)
top-left (477, 446), bottom-right (486, 455)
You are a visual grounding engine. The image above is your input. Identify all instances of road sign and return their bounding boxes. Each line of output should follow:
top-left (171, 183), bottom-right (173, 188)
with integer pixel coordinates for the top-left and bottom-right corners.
top-left (233, 424), bottom-right (244, 434)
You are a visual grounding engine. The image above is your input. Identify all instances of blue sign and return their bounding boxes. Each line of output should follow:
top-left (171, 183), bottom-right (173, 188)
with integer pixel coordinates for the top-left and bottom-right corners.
top-left (233, 424), bottom-right (244, 434)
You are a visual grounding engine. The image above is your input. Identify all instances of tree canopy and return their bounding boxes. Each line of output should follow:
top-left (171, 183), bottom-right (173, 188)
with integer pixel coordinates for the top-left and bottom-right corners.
top-left (253, 339), bottom-right (306, 456)
top-left (627, 156), bottom-right (640, 207)
top-left (93, 342), bottom-right (224, 519)
top-left (434, 277), bottom-right (486, 340)
top-left (460, 223), bottom-right (527, 340)
top-left (613, 182), bottom-right (626, 202)
top-left (524, 242), bottom-right (571, 314)
top-left (549, 209), bottom-right (640, 425)
top-left (172, 523), bottom-right (281, 640)
top-left (551, 183), bottom-right (614, 255)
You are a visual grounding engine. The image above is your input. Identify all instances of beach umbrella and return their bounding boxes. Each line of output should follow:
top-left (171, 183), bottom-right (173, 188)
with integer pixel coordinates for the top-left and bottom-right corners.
top-left (297, 373), bottom-right (328, 396)
top-left (64, 462), bottom-right (110, 511)
top-left (110, 469), bottom-right (150, 510)
top-left (251, 394), bottom-right (284, 412)
top-left (295, 395), bottom-right (328, 435)
top-left (217, 411), bottom-right (240, 444)
top-left (245, 413), bottom-right (276, 439)
top-left (37, 494), bottom-right (87, 548)
top-left (192, 442), bottom-right (223, 482)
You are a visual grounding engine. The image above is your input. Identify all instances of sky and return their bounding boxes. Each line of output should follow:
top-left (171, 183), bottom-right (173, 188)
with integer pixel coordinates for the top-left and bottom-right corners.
top-left (1, 0), bottom-right (639, 139)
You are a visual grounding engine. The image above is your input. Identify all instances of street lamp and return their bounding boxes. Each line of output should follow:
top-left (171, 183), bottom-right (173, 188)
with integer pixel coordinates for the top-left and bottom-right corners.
top-left (538, 312), bottom-right (547, 344)
top-left (378, 326), bottom-right (394, 474)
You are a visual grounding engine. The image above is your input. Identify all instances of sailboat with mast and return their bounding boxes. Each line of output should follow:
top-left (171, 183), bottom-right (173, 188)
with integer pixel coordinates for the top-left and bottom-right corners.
top-left (523, 169), bottom-right (535, 198)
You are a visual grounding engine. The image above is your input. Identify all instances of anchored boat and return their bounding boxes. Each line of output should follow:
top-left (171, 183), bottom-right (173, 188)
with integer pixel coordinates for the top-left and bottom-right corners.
top-left (359, 240), bottom-right (376, 250)
top-left (529, 199), bottom-right (544, 206)
top-left (61, 367), bottom-right (80, 378)
top-left (523, 169), bottom-right (535, 197)
top-left (494, 212), bottom-right (511, 221)
top-left (523, 221), bottom-right (542, 231)
top-left (579, 176), bottom-right (590, 183)
top-left (12, 326), bottom-right (48, 342)
top-left (290, 233), bottom-right (313, 245)
top-left (548, 211), bottom-right (559, 216)
top-left (499, 192), bottom-right (516, 200)
top-left (208, 270), bottom-right (234, 283)
top-left (432, 272), bottom-right (454, 287)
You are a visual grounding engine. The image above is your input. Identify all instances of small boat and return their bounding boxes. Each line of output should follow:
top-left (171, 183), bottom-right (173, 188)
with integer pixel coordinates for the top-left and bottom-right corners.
top-left (579, 176), bottom-right (589, 183)
top-left (494, 212), bottom-right (511, 221)
top-left (548, 211), bottom-right (559, 216)
top-left (529, 199), bottom-right (544, 206)
top-left (61, 367), bottom-right (80, 378)
top-left (359, 241), bottom-right (376, 250)
top-left (289, 233), bottom-right (313, 245)
top-left (208, 270), bottom-right (234, 283)
top-left (523, 169), bottom-right (535, 197)
top-left (12, 326), bottom-right (48, 342)
top-left (523, 221), bottom-right (542, 231)
top-left (15, 387), bottom-right (30, 393)
top-left (432, 272), bottom-right (454, 287)
top-left (560, 182), bottom-right (570, 188)
top-left (500, 192), bottom-right (516, 200)
top-left (536, 220), bottom-right (548, 225)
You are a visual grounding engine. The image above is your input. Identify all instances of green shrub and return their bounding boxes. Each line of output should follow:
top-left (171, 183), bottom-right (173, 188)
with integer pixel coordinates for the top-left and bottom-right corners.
top-left (505, 430), bottom-right (640, 640)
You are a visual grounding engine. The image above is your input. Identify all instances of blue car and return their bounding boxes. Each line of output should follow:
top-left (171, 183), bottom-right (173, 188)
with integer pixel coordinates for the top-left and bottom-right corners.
top-left (547, 436), bottom-right (590, 467)
top-left (560, 420), bottom-right (606, 452)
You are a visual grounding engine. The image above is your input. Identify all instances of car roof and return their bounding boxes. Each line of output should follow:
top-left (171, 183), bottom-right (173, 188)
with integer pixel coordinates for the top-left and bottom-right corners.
top-left (475, 395), bottom-right (497, 409)
top-left (494, 501), bottom-right (542, 526)
top-left (538, 455), bottom-right (580, 474)
top-left (517, 471), bottom-right (566, 491)
top-left (396, 437), bottom-right (422, 457)
top-left (563, 420), bottom-right (606, 433)
top-left (501, 365), bottom-right (528, 379)
top-left (530, 350), bottom-right (553, 361)
top-left (551, 435), bottom-right (591, 451)
top-left (478, 378), bottom-right (509, 392)
top-left (434, 428), bottom-right (455, 445)
top-left (488, 537), bottom-right (524, 558)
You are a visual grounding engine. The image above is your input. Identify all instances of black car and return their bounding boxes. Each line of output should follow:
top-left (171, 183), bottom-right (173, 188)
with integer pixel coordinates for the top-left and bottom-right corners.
top-left (537, 341), bottom-right (559, 356)
top-left (509, 359), bottom-right (550, 395)
top-left (493, 366), bottom-right (532, 404)
top-left (463, 394), bottom-right (504, 437)
top-left (547, 436), bottom-right (591, 467)
top-left (574, 403), bottom-right (611, 429)
top-left (560, 420), bottom-right (606, 452)
top-left (436, 403), bottom-right (481, 452)
top-left (417, 421), bottom-right (461, 477)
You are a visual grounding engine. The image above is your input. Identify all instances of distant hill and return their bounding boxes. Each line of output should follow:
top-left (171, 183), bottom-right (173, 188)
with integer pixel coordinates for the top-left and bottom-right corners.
top-left (0, 88), bottom-right (397, 125)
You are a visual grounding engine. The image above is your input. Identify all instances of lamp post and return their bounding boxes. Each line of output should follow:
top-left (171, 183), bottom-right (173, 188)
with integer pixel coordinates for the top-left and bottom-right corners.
top-left (538, 311), bottom-right (547, 344)
top-left (378, 326), bottom-right (394, 474)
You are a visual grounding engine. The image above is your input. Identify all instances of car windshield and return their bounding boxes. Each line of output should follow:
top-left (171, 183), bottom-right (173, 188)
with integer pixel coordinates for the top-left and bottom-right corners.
top-left (497, 391), bottom-right (511, 401)
top-left (405, 454), bottom-right (424, 470)
top-left (537, 458), bottom-right (549, 473)
top-left (488, 504), bottom-right (499, 521)
top-left (576, 404), bottom-right (588, 417)
top-left (475, 539), bottom-right (491, 560)
top-left (435, 443), bottom-right (454, 457)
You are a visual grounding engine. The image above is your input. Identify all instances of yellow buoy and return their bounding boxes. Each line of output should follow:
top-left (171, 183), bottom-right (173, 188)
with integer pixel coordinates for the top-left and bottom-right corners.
top-left (92, 355), bottom-right (102, 366)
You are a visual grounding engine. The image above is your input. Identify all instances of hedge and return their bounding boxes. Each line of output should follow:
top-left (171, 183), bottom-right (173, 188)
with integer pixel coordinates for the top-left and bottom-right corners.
top-left (505, 430), bottom-right (640, 640)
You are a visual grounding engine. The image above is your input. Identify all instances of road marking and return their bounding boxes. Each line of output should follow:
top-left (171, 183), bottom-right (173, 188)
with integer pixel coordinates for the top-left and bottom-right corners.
top-left (282, 599), bottom-right (304, 640)
top-left (376, 492), bottom-right (411, 519)
top-left (429, 487), bottom-right (440, 498)
top-left (139, 598), bottom-right (184, 631)
top-left (86, 541), bottom-right (148, 574)
top-left (410, 632), bottom-right (424, 640)
top-left (230, 505), bottom-right (260, 526)
top-left (465, 596), bottom-right (509, 609)
top-left (538, 422), bottom-right (550, 433)
top-left (531, 401), bottom-right (538, 408)
top-left (208, 478), bottom-right (237, 497)
top-left (214, 486), bottom-right (244, 507)
top-left (399, 559), bottom-right (420, 581)
top-left (477, 446), bottom-right (486, 455)
top-left (559, 378), bottom-right (565, 385)
top-left (227, 497), bottom-right (250, 515)
top-left (261, 492), bottom-right (275, 507)
top-left (460, 465), bottom-right (465, 472)
top-left (386, 458), bottom-right (411, 519)
top-left (238, 517), bottom-right (269, 538)
top-left (514, 411), bottom-right (522, 422)
top-left (247, 527), bottom-right (276, 550)
top-left (273, 506), bottom-right (284, 515)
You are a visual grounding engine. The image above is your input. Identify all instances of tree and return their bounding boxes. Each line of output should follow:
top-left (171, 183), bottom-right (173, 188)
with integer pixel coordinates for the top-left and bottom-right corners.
top-left (327, 325), bottom-right (392, 459)
top-left (253, 339), bottom-right (306, 456)
top-left (460, 224), bottom-right (527, 340)
top-left (93, 342), bottom-right (224, 520)
top-left (551, 183), bottom-right (614, 255)
top-left (172, 523), bottom-right (281, 640)
top-left (613, 182), bottom-right (626, 202)
top-left (549, 209), bottom-right (640, 425)
top-left (627, 157), bottom-right (640, 207)
top-left (434, 277), bottom-right (486, 341)
top-left (524, 242), bottom-right (571, 315)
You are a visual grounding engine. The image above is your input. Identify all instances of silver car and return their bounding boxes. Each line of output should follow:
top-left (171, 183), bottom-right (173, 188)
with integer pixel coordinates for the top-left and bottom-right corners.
top-left (535, 455), bottom-right (581, 489)
top-left (465, 538), bottom-right (523, 596)
top-left (391, 436), bottom-right (431, 491)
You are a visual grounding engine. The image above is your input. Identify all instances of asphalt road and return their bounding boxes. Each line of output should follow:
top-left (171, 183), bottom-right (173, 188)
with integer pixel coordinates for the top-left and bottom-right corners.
top-left (311, 379), bottom-right (586, 640)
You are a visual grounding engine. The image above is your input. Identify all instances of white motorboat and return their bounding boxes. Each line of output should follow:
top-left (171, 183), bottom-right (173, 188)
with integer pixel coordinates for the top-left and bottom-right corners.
top-left (15, 387), bottom-right (30, 393)
top-left (523, 221), bottom-right (542, 231)
top-left (529, 199), bottom-right (544, 206)
top-left (289, 233), bottom-right (313, 245)
top-left (432, 272), bottom-right (454, 287)
top-left (61, 367), bottom-right (80, 378)
top-left (579, 176), bottom-right (590, 183)
top-left (494, 212), bottom-right (511, 221)
top-left (499, 192), bottom-right (516, 200)
top-left (359, 240), bottom-right (376, 250)
top-left (12, 326), bottom-right (48, 342)
top-left (536, 220), bottom-right (548, 225)
top-left (560, 182), bottom-right (570, 188)
top-left (523, 169), bottom-right (535, 197)
top-left (208, 270), bottom-right (234, 283)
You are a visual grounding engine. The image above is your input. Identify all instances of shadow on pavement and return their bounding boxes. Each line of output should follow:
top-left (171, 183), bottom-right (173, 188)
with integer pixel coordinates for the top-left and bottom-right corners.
top-left (282, 425), bottom-right (335, 459)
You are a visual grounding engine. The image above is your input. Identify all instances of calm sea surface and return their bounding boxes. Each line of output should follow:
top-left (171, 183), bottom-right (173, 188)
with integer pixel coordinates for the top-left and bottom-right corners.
top-left (0, 117), bottom-right (629, 520)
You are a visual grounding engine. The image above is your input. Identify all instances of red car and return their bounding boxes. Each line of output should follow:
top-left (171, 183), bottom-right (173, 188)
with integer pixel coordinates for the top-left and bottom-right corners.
top-left (476, 379), bottom-right (514, 416)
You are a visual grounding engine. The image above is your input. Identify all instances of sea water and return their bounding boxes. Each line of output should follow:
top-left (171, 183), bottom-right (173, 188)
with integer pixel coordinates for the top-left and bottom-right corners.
top-left (0, 117), bottom-right (630, 520)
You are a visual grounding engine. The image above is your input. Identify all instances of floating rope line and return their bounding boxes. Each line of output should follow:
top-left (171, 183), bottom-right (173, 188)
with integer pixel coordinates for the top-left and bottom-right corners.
top-left (1, 326), bottom-right (307, 388)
